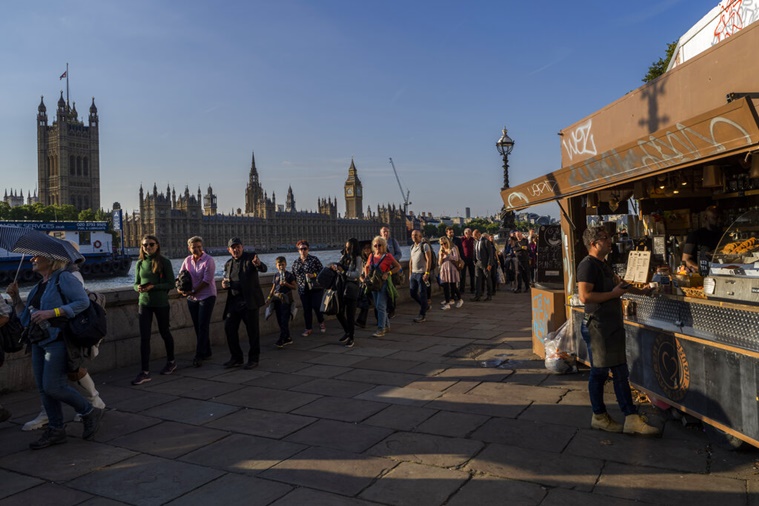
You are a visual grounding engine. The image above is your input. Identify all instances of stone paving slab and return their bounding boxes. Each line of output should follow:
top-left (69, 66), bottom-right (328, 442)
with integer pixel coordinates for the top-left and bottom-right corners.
top-left (180, 433), bottom-right (306, 474)
top-left (424, 392), bottom-right (529, 419)
top-left (414, 410), bottom-right (491, 438)
top-left (595, 461), bottom-right (748, 506)
top-left (92, 410), bottom-right (163, 442)
top-left (165, 473), bottom-right (293, 506)
top-left (109, 420), bottom-right (228, 459)
top-left (67, 453), bottom-right (225, 506)
top-left (335, 368), bottom-right (422, 387)
top-left (468, 381), bottom-right (568, 403)
top-left (356, 385), bottom-right (442, 406)
top-left (294, 364), bottom-right (355, 378)
top-left (142, 397), bottom-right (241, 426)
top-left (270, 487), bottom-right (378, 505)
top-left (259, 446), bottom-right (396, 496)
top-left (213, 385), bottom-right (320, 412)
top-left (359, 461), bottom-right (470, 506)
top-left (363, 404), bottom-right (437, 431)
top-left (540, 487), bottom-right (649, 506)
top-left (446, 474), bottom-right (548, 506)
top-left (0, 469), bottom-right (43, 501)
top-left (465, 442), bottom-right (603, 492)
top-left (206, 407), bottom-right (316, 439)
top-left (289, 377), bottom-right (376, 398)
top-left (470, 416), bottom-right (578, 453)
top-left (244, 371), bottom-right (314, 390)
top-left (142, 376), bottom-right (246, 400)
top-left (292, 395), bottom-right (387, 422)
top-left (0, 482), bottom-right (94, 505)
top-left (285, 419), bottom-right (393, 453)
top-left (107, 389), bottom-right (178, 413)
top-left (366, 431), bottom-right (484, 468)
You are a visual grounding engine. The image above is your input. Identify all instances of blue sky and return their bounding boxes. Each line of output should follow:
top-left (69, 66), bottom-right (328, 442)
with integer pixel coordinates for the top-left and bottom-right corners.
top-left (0, 0), bottom-right (718, 219)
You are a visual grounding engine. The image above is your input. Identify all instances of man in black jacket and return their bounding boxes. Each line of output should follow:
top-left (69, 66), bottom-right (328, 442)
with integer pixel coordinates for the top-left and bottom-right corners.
top-left (472, 229), bottom-right (495, 301)
top-left (222, 237), bottom-right (268, 369)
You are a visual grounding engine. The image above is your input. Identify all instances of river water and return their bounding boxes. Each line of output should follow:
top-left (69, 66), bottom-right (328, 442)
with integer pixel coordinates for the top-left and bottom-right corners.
top-left (14, 245), bottom-right (419, 296)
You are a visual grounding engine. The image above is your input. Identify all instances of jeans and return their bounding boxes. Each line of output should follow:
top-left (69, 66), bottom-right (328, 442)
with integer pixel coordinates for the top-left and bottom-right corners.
top-left (371, 285), bottom-right (388, 330)
top-left (409, 273), bottom-right (428, 315)
top-left (274, 301), bottom-right (291, 339)
top-left (139, 305), bottom-right (175, 372)
top-left (581, 321), bottom-right (637, 416)
top-left (225, 298), bottom-right (261, 362)
top-left (460, 258), bottom-right (475, 293)
top-left (299, 289), bottom-right (325, 330)
top-left (188, 296), bottom-right (216, 360)
top-left (32, 339), bottom-right (91, 429)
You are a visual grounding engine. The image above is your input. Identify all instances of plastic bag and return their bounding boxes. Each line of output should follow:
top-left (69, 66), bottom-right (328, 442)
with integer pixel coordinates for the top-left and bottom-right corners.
top-left (544, 320), bottom-right (577, 374)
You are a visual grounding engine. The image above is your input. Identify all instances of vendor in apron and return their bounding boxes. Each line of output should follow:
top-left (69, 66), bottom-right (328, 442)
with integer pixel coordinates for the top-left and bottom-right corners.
top-left (577, 225), bottom-right (660, 436)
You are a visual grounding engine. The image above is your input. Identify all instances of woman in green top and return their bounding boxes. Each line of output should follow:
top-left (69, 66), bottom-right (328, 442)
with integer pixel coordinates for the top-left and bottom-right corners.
top-left (131, 234), bottom-right (176, 385)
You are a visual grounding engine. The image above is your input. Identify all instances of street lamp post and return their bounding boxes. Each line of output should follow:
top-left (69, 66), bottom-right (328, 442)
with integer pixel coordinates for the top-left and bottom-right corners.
top-left (496, 127), bottom-right (515, 233)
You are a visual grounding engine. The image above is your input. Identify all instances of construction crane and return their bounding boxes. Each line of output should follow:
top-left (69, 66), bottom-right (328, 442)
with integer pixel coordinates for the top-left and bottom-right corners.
top-left (388, 157), bottom-right (411, 216)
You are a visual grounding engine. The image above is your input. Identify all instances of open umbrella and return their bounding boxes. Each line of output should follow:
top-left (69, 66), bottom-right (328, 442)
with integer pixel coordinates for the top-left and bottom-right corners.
top-left (0, 225), bottom-right (85, 264)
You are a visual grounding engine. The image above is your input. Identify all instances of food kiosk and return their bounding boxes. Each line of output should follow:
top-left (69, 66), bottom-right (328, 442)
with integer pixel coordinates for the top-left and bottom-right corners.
top-left (509, 23), bottom-right (759, 448)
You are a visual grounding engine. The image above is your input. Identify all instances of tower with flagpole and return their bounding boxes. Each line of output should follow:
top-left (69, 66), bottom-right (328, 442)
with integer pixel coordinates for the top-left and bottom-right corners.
top-left (37, 64), bottom-right (101, 211)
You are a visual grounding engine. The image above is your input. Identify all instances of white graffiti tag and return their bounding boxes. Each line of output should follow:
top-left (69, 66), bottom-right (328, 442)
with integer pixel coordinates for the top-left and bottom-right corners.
top-left (562, 119), bottom-right (597, 161)
top-left (507, 192), bottom-right (531, 209)
top-left (528, 180), bottom-right (559, 198)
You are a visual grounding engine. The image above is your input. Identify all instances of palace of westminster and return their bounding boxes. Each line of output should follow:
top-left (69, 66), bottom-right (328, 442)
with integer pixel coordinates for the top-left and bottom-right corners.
top-left (7, 91), bottom-right (406, 258)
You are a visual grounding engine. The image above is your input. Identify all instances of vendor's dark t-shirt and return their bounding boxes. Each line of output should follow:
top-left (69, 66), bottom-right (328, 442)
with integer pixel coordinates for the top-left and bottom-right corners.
top-left (577, 255), bottom-right (614, 315)
top-left (683, 227), bottom-right (723, 257)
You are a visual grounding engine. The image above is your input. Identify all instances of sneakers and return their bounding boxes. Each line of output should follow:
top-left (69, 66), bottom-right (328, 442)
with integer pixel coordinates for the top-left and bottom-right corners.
top-left (320, 322), bottom-right (327, 333)
top-left (22, 409), bottom-right (49, 431)
top-left (131, 372), bottom-right (152, 385)
top-left (276, 337), bottom-right (293, 348)
top-left (623, 414), bottom-right (661, 436)
top-left (344, 337), bottom-right (355, 348)
top-left (160, 361), bottom-right (177, 375)
top-left (338, 334), bottom-right (350, 344)
top-left (75, 395), bottom-right (106, 422)
top-left (441, 303), bottom-right (451, 310)
top-left (301, 329), bottom-right (313, 337)
top-left (29, 426), bottom-right (67, 450)
top-left (455, 299), bottom-right (464, 308)
top-left (372, 329), bottom-right (386, 337)
top-left (223, 359), bottom-right (243, 368)
top-left (82, 407), bottom-right (105, 440)
top-left (413, 315), bottom-right (427, 323)
top-left (591, 412), bottom-right (623, 433)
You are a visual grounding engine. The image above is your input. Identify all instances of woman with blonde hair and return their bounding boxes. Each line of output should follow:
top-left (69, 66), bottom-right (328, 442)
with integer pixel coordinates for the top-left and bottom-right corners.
top-left (438, 236), bottom-right (463, 310)
top-left (132, 234), bottom-right (176, 385)
top-left (362, 236), bottom-right (402, 337)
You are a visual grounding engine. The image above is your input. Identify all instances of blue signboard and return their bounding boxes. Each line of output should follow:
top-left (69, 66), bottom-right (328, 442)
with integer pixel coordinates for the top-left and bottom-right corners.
top-left (0, 221), bottom-right (108, 232)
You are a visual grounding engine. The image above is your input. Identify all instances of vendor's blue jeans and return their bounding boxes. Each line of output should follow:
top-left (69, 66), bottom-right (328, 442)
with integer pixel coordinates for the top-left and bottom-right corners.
top-left (580, 322), bottom-right (637, 417)
top-left (32, 339), bottom-right (92, 429)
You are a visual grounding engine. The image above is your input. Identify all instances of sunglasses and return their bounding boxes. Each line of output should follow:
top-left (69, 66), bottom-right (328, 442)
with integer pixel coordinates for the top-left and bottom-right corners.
top-left (298, 247), bottom-right (308, 251)
top-left (373, 244), bottom-right (382, 248)
top-left (142, 242), bottom-right (157, 247)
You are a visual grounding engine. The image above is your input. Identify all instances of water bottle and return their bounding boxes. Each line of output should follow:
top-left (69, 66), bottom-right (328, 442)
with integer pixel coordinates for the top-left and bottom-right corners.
top-left (29, 307), bottom-right (51, 330)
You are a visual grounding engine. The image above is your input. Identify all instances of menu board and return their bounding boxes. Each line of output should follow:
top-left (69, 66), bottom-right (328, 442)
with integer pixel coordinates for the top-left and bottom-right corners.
top-left (536, 225), bottom-right (563, 285)
top-left (624, 250), bottom-right (651, 284)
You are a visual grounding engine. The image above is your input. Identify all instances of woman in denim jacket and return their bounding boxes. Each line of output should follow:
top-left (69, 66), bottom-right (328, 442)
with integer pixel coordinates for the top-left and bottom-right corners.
top-left (6, 255), bottom-right (104, 449)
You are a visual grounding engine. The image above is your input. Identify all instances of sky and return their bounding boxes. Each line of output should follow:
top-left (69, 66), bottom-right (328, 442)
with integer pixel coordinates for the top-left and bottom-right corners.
top-left (0, 0), bottom-right (720, 220)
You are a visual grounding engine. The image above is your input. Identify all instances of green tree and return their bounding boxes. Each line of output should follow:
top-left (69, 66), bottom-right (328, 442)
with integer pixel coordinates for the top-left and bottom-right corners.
top-left (422, 224), bottom-right (438, 238)
top-left (642, 41), bottom-right (677, 83)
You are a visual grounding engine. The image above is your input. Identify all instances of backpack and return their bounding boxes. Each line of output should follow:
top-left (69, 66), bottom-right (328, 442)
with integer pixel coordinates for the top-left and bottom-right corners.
top-left (56, 284), bottom-right (108, 348)
top-left (420, 239), bottom-right (437, 273)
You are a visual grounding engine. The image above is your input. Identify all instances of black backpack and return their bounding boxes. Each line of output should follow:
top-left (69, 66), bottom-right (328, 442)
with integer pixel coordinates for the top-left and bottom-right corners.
top-left (420, 239), bottom-right (438, 273)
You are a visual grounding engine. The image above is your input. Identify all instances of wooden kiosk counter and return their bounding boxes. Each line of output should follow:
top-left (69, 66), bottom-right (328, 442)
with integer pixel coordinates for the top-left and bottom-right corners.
top-left (514, 24), bottom-right (759, 448)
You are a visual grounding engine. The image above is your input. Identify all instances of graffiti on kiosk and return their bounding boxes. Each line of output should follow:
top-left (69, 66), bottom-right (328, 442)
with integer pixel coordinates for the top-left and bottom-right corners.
top-left (713, 0), bottom-right (759, 43)
top-left (562, 119), bottom-right (597, 161)
top-left (567, 115), bottom-right (753, 189)
top-left (507, 192), bottom-right (531, 209)
top-left (527, 180), bottom-right (559, 198)
top-left (531, 293), bottom-right (552, 344)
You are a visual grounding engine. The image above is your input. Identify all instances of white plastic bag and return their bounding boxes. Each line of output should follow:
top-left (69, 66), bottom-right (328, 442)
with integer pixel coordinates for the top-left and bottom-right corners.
top-left (544, 320), bottom-right (577, 374)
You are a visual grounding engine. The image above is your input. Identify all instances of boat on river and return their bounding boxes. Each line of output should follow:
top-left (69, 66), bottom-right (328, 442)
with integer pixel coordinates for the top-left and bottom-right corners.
top-left (0, 220), bottom-right (132, 284)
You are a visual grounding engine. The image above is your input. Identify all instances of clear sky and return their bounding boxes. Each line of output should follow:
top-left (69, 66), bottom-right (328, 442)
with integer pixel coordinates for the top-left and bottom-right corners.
top-left (0, 0), bottom-right (718, 220)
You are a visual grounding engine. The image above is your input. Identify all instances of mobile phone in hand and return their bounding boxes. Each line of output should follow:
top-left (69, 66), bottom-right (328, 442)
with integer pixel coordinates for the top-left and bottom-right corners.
top-left (620, 282), bottom-right (632, 289)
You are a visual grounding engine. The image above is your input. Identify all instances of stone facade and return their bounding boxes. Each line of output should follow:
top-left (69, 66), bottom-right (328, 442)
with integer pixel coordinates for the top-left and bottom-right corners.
top-left (124, 153), bottom-right (406, 257)
top-left (36, 93), bottom-right (101, 211)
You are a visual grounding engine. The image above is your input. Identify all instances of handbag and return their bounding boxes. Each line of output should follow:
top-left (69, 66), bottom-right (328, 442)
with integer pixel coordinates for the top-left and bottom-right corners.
top-left (0, 308), bottom-right (24, 353)
top-left (56, 284), bottom-right (108, 348)
top-left (175, 269), bottom-right (193, 293)
top-left (320, 288), bottom-right (339, 316)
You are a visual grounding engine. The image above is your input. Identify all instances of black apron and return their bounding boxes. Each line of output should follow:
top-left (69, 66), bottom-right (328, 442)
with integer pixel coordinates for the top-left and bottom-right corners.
top-left (586, 272), bottom-right (627, 368)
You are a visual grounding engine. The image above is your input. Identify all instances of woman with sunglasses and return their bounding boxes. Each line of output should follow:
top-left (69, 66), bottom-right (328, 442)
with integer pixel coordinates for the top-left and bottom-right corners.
top-left (291, 240), bottom-right (326, 337)
top-left (132, 235), bottom-right (176, 385)
top-left (362, 236), bottom-right (402, 337)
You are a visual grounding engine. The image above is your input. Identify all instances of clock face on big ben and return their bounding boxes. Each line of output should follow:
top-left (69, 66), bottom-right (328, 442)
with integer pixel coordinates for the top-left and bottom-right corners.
top-left (346, 187), bottom-right (354, 196)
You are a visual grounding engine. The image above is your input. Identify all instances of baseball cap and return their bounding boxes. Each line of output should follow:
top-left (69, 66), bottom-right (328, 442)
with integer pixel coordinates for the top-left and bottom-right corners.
top-left (228, 237), bottom-right (243, 247)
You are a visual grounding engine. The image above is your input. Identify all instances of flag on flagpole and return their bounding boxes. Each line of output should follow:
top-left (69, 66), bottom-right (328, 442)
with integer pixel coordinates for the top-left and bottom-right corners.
top-left (59, 70), bottom-right (67, 80)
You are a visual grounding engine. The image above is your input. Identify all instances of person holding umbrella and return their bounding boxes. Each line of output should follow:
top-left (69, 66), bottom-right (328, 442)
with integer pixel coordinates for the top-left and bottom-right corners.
top-left (6, 255), bottom-right (105, 449)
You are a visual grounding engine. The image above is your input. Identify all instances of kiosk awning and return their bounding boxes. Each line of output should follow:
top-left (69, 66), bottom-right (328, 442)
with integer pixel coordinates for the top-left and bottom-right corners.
top-left (501, 98), bottom-right (759, 211)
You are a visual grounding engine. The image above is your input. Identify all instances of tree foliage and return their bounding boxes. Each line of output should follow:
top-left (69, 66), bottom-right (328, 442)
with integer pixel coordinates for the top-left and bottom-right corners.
top-left (0, 203), bottom-right (112, 225)
top-left (642, 41), bottom-right (678, 83)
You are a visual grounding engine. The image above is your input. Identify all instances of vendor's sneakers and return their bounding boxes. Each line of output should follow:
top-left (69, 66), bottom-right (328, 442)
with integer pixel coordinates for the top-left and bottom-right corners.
top-left (623, 414), bottom-right (661, 436)
top-left (591, 412), bottom-right (623, 433)
top-left (22, 409), bottom-right (49, 431)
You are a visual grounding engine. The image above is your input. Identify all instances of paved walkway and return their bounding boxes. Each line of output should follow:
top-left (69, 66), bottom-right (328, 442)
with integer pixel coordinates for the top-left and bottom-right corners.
top-left (0, 291), bottom-right (757, 505)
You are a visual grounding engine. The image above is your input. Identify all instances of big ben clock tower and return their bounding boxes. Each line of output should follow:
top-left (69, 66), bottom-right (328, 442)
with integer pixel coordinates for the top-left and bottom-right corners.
top-left (344, 159), bottom-right (363, 218)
